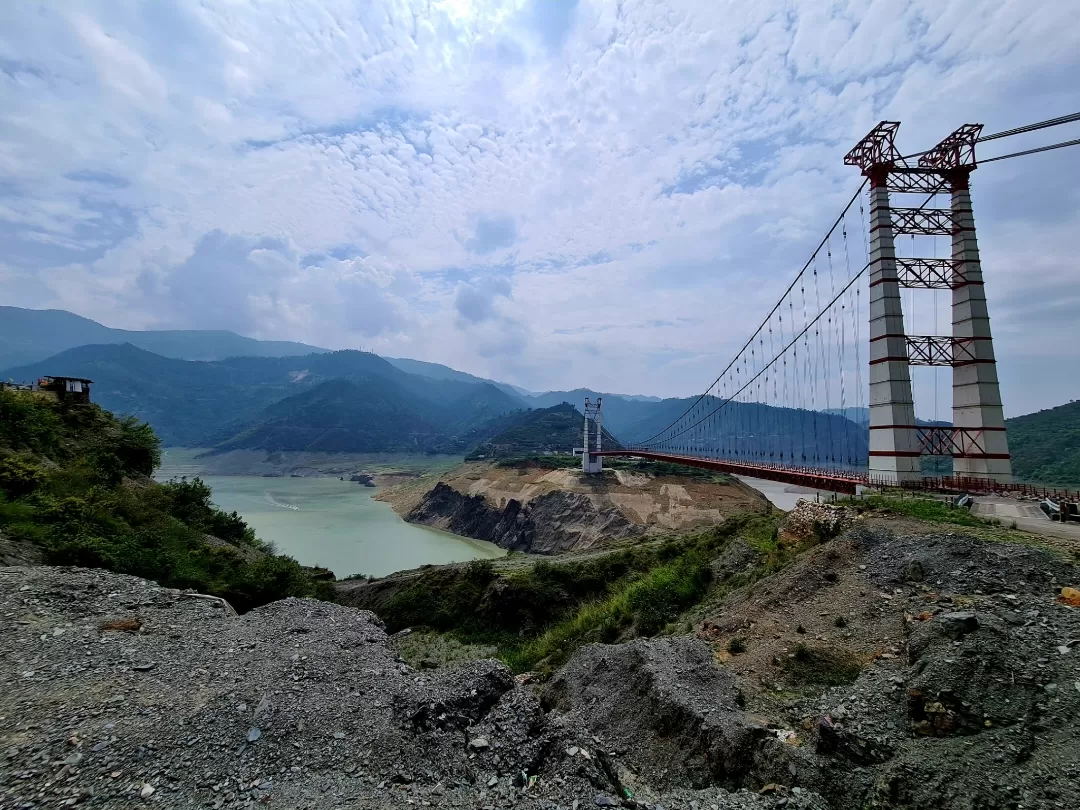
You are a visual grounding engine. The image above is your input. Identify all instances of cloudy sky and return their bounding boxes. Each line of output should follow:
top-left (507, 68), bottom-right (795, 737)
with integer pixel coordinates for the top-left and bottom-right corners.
top-left (1, 0), bottom-right (1078, 415)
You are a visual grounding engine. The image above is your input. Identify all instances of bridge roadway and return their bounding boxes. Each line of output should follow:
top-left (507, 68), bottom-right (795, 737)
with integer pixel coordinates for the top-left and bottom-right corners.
top-left (594, 450), bottom-right (1080, 502)
top-left (594, 451), bottom-right (862, 495)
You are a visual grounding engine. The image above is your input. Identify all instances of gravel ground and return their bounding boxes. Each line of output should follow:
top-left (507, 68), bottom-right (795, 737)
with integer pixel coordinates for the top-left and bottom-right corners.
top-left (0, 566), bottom-right (825, 810)
top-left (690, 519), bottom-right (1080, 809)
top-left (4, 516), bottom-right (1077, 810)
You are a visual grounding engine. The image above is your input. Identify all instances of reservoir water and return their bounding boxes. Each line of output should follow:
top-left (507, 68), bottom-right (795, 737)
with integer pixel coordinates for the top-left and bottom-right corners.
top-left (155, 470), bottom-right (504, 577)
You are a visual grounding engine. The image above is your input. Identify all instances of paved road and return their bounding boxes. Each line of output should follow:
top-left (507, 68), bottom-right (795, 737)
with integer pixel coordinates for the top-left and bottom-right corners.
top-left (736, 478), bottom-right (1080, 550)
top-left (971, 495), bottom-right (1080, 543)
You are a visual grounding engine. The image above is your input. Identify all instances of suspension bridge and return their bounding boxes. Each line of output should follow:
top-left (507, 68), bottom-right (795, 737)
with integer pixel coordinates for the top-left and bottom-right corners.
top-left (580, 114), bottom-right (1080, 498)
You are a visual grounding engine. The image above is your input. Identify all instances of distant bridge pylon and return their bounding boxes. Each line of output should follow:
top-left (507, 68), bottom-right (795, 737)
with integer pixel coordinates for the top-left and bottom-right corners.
top-left (582, 397), bottom-right (603, 474)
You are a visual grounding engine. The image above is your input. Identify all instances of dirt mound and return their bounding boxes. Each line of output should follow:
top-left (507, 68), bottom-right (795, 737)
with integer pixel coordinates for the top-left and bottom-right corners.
top-left (688, 519), bottom-right (1080, 809)
top-left (6, 513), bottom-right (1079, 810)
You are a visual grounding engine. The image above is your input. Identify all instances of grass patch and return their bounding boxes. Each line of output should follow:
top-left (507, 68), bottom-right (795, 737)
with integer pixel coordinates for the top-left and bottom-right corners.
top-left (781, 643), bottom-right (864, 686)
top-left (858, 495), bottom-right (984, 527)
top-left (857, 494), bottom-right (1079, 560)
top-left (506, 548), bottom-right (714, 674)
top-left (393, 630), bottom-right (498, 671)
top-left (492, 455), bottom-right (582, 470)
top-left (377, 512), bottom-right (784, 676)
top-left (489, 456), bottom-right (732, 482)
top-left (499, 514), bottom-right (786, 675)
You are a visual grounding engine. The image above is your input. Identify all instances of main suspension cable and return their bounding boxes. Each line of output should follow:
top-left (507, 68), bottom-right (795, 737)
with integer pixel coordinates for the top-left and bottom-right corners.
top-left (638, 179), bottom-right (869, 446)
top-left (642, 262), bottom-right (871, 446)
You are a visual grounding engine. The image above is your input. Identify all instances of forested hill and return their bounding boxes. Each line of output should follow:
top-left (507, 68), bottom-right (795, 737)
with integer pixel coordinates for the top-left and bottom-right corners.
top-left (467, 403), bottom-right (623, 458)
top-left (213, 379), bottom-right (524, 454)
top-left (1007, 400), bottom-right (1080, 487)
top-left (1, 344), bottom-right (525, 450)
top-left (0, 390), bottom-right (329, 610)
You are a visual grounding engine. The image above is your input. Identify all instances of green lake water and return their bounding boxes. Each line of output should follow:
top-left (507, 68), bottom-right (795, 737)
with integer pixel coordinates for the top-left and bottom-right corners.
top-left (154, 472), bottom-right (504, 578)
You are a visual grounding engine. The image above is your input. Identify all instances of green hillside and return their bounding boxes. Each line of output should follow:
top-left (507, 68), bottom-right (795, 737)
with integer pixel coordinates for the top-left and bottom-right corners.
top-left (1007, 400), bottom-right (1080, 487)
top-left (215, 378), bottom-right (443, 453)
top-left (467, 402), bottom-right (623, 458)
top-left (0, 390), bottom-right (329, 611)
top-left (384, 356), bottom-right (526, 402)
top-left (2, 344), bottom-right (522, 450)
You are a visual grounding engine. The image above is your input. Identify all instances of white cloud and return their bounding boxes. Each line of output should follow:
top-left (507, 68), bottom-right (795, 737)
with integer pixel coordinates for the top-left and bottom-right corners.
top-left (0, 0), bottom-right (1078, 415)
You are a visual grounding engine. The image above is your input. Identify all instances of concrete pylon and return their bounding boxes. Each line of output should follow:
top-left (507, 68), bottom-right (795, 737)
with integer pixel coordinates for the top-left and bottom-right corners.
top-left (583, 398), bottom-right (602, 474)
top-left (950, 175), bottom-right (1012, 482)
top-left (867, 176), bottom-right (921, 483)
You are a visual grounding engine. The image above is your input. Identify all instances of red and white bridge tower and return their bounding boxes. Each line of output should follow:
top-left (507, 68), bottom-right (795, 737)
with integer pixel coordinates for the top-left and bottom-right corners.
top-left (846, 122), bottom-right (1012, 485)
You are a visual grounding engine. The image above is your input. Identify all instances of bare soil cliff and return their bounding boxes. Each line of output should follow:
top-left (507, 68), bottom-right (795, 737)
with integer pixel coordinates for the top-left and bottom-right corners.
top-left (378, 461), bottom-right (769, 554)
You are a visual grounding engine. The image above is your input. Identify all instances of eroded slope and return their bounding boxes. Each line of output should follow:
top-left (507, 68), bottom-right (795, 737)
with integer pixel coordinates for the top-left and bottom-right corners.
top-left (377, 460), bottom-right (769, 554)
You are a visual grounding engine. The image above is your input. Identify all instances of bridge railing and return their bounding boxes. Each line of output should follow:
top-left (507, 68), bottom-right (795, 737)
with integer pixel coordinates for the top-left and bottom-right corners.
top-left (880, 475), bottom-right (1080, 502)
top-left (615, 449), bottom-right (1080, 502)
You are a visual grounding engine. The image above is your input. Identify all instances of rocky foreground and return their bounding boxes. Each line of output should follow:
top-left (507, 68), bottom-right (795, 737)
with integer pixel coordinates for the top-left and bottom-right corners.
top-left (0, 567), bottom-right (822, 810)
top-left (3, 515), bottom-right (1080, 810)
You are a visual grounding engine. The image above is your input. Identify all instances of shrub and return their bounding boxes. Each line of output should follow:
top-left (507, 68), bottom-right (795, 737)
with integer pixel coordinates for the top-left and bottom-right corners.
top-left (727, 636), bottom-right (747, 654)
top-left (159, 477), bottom-right (258, 547)
top-left (626, 551), bottom-right (711, 636)
top-left (0, 454), bottom-right (46, 499)
top-left (224, 555), bottom-right (322, 613)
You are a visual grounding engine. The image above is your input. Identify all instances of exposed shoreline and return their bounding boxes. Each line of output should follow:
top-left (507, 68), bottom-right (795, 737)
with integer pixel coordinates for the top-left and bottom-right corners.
top-left (156, 447), bottom-right (463, 486)
top-left (375, 459), bottom-right (771, 555)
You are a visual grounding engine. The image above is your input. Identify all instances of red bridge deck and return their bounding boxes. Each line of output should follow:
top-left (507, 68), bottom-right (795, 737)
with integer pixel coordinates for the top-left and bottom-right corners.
top-left (594, 451), bottom-right (862, 494)
top-left (595, 451), bottom-right (1080, 502)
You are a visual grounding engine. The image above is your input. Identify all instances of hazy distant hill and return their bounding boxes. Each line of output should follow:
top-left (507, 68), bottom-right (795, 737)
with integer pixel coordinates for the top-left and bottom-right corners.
top-left (214, 378), bottom-right (443, 453)
top-left (384, 356), bottom-right (526, 403)
top-left (1, 343), bottom-right (293, 445)
top-left (214, 378), bottom-right (529, 454)
top-left (823, 406), bottom-right (870, 425)
top-left (0, 344), bottom-right (522, 450)
top-left (521, 388), bottom-right (684, 440)
top-left (0, 306), bottom-right (328, 368)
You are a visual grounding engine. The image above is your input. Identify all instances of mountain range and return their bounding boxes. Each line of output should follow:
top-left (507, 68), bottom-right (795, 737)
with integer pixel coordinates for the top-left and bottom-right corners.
top-left (0, 306), bottom-right (326, 369)
top-left (0, 307), bottom-right (526, 399)
top-left (0, 340), bottom-right (868, 464)
top-left (3, 307), bottom-right (1075, 486)
top-left (1, 343), bottom-right (525, 452)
